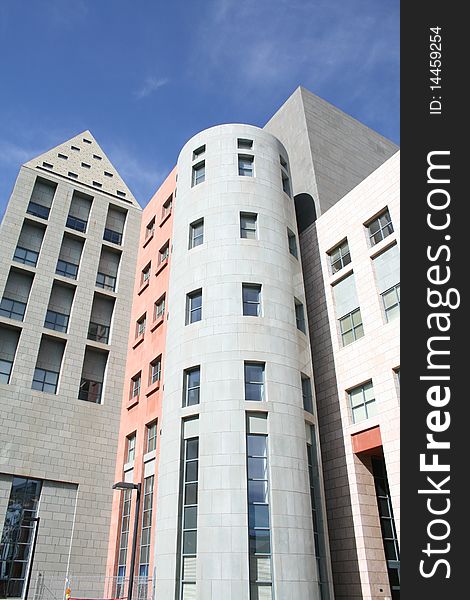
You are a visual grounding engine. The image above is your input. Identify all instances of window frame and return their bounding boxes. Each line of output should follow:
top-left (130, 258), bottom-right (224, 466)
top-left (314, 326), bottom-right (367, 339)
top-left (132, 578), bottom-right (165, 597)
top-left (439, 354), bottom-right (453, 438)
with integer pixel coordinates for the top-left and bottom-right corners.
top-left (186, 289), bottom-right (202, 325)
top-left (328, 239), bottom-right (352, 274)
top-left (240, 212), bottom-right (258, 240)
top-left (192, 161), bottom-right (205, 187)
top-left (339, 308), bottom-right (364, 346)
top-left (348, 381), bottom-right (376, 424)
top-left (382, 283), bottom-right (400, 322)
top-left (189, 218), bottom-right (204, 249)
top-left (244, 362), bottom-right (265, 402)
top-left (242, 283), bottom-right (262, 317)
top-left (238, 154), bottom-right (254, 177)
top-left (183, 366), bottom-right (201, 407)
top-left (150, 356), bottom-right (162, 385)
top-left (367, 208), bottom-right (394, 246)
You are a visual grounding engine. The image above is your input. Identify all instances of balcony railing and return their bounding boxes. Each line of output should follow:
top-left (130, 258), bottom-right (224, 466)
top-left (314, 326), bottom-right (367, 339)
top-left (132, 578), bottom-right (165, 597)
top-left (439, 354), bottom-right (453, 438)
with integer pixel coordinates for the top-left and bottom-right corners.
top-left (56, 259), bottom-right (79, 279)
top-left (13, 246), bottom-right (39, 267)
top-left (44, 309), bottom-right (69, 333)
top-left (96, 271), bottom-right (116, 292)
top-left (103, 228), bottom-right (122, 245)
top-left (87, 321), bottom-right (110, 344)
top-left (0, 297), bottom-right (26, 321)
top-left (66, 214), bottom-right (87, 233)
top-left (79, 378), bottom-right (103, 403)
top-left (27, 201), bottom-right (50, 220)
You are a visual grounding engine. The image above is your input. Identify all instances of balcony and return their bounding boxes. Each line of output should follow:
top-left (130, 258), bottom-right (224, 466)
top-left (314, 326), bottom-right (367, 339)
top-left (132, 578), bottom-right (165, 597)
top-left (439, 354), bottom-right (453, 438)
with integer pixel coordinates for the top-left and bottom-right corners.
top-left (103, 228), bottom-right (122, 245)
top-left (78, 378), bottom-right (103, 403)
top-left (27, 201), bottom-right (50, 220)
top-left (66, 215), bottom-right (87, 233)
top-left (13, 246), bottom-right (39, 267)
top-left (88, 322), bottom-right (110, 344)
top-left (56, 259), bottom-right (79, 280)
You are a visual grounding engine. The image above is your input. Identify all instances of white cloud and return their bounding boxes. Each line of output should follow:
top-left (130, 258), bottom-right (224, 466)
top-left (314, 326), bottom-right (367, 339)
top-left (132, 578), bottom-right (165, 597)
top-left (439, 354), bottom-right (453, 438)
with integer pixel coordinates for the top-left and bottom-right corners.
top-left (134, 77), bottom-right (169, 100)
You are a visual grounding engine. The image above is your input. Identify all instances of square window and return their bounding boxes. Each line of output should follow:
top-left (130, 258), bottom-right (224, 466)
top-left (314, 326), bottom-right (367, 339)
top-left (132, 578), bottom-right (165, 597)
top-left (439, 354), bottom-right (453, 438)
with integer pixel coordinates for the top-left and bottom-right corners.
top-left (189, 219), bottom-right (204, 249)
top-left (238, 154), bottom-right (254, 177)
top-left (244, 362), bottom-right (265, 401)
top-left (183, 366), bottom-right (200, 407)
top-left (243, 284), bottom-right (261, 316)
top-left (339, 308), bottom-right (364, 346)
top-left (282, 172), bottom-right (291, 196)
top-left (192, 161), bottom-right (205, 187)
top-left (367, 208), bottom-right (394, 246)
top-left (328, 240), bottom-right (351, 274)
top-left (240, 213), bottom-right (257, 239)
top-left (186, 290), bottom-right (202, 325)
top-left (382, 284), bottom-right (400, 322)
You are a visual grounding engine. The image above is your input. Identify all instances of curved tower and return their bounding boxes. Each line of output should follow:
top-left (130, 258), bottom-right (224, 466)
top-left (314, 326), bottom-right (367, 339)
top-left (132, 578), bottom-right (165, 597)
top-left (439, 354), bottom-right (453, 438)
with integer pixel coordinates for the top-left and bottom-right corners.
top-left (154, 124), bottom-right (331, 599)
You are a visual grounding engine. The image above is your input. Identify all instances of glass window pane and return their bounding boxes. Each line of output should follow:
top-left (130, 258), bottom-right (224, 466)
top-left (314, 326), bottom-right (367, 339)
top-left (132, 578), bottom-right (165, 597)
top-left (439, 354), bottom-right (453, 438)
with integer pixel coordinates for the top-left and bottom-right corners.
top-left (184, 506), bottom-right (198, 530)
top-left (183, 530), bottom-right (197, 554)
top-left (340, 315), bottom-right (352, 333)
top-left (342, 330), bottom-right (354, 346)
top-left (349, 388), bottom-right (363, 408)
top-left (188, 369), bottom-right (200, 387)
top-left (186, 439), bottom-right (199, 460)
top-left (386, 305), bottom-right (400, 321)
top-left (249, 504), bottom-right (270, 529)
top-left (249, 529), bottom-right (271, 554)
top-left (185, 460), bottom-right (198, 483)
top-left (245, 383), bottom-right (262, 401)
top-left (248, 480), bottom-right (268, 504)
top-left (248, 457), bottom-right (267, 479)
top-left (354, 324), bottom-right (364, 339)
top-left (352, 309), bottom-right (362, 327)
top-left (352, 405), bottom-right (367, 423)
top-left (185, 482), bottom-right (198, 506)
top-left (245, 364), bottom-right (263, 383)
top-left (363, 383), bottom-right (375, 402)
top-left (187, 388), bottom-right (200, 406)
top-left (247, 435), bottom-right (266, 457)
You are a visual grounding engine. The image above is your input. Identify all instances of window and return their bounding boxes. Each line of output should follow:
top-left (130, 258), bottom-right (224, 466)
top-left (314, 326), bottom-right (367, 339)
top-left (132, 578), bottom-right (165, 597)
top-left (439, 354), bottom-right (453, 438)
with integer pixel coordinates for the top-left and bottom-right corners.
top-left (243, 284), bottom-right (261, 316)
top-left (240, 212), bottom-right (257, 239)
top-left (96, 271), bottom-right (116, 292)
top-left (146, 421), bottom-right (158, 453)
top-left (126, 433), bottom-right (136, 463)
top-left (104, 171), bottom-right (113, 178)
top-left (154, 295), bottom-right (166, 321)
top-left (329, 240), bottom-right (351, 274)
top-left (349, 381), bottom-right (376, 423)
top-left (71, 145), bottom-right (80, 152)
top-left (368, 208), bottom-right (394, 246)
top-left (339, 308), bottom-right (364, 346)
top-left (192, 161), bottom-right (205, 186)
top-left (56, 259), bottom-right (79, 279)
top-left (159, 241), bottom-right (170, 264)
top-left (238, 154), bottom-right (254, 177)
top-left (103, 228), bottom-right (122, 245)
top-left (27, 201), bottom-right (50, 219)
top-left (81, 162), bottom-right (91, 169)
top-left (116, 488), bottom-right (131, 596)
top-left (141, 263), bottom-right (151, 285)
top-left (66, 214), bottom-right (87, 233)
top-left (44, 309), bottom-right (69, 333)
top-left (138, 475), bottom-right (154, 583)
top-left (280, 155), bottom-right (288, 169)
top-left (131, 373), bottom-right (141, 400)
top-left (68, 172), bottom-right (78, 179)
top-left (32, 367), bottom-right (59, 394)
top-left (238, 138), bottom-right (253, 150)
top-left (136, 314), bottom-right (146, 338)
top-left (179, 436), bottom-right (199, 598)
top-left (150, 356), bottom-right (162, 385)
top-left (301, 375), bottom-right (313, 413)
top-left (13, 246), bottom-right (39, 267)
top-left (186, 289), bottom-right (202, 324)
top-left (245, 362), bottom-right (265, 401)
top-left (0, 298), bottom-right (26, 321)
top-left (193, 144), bottom-right (205, 160)
top-left (189, 219), bottom-right (204, 249)
top-left (382, 283), bottom-right (400, 322)
top-left (295, 300), bottom-right (306, 333)
top-left (145, 218), bottom-right (155, 240)
top-left (162, 195), bottom-right (173, 220)
top-left (87, 322), bottom-right (110, 344)
top-left (281, 172), bottom-right (291, 196)
top-left (183, 366), bottom-right (200, 407)
top-left (78, 378), bottom-right (103, 403)
top-left (287, 229), bottom-right (298, 258)
top-left (0, 358), bottom-right (13, 384)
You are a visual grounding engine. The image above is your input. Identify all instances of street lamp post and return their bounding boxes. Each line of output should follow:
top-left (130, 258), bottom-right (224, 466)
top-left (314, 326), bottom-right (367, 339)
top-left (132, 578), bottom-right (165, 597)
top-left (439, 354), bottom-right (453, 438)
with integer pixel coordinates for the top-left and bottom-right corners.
top-left (113, 482), bottom-right (142, 600)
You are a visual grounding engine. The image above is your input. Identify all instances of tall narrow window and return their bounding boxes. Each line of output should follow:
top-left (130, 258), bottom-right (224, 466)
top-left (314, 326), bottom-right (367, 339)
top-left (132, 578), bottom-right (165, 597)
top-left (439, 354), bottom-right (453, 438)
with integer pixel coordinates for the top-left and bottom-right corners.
top-left (141, 263), bottom-right (151, 285)
top-left (130, 373), bottom-right (141, 401)
top-left (301, 375), bottom-right (314, 413)
top-left (150, 356), bottom-right (162, 385)
top-left (348, 381), bottom-right (376, 424)
top-left (239, 155), bottom-right (254, 177)
top-left (382, 284), bottom-right (400, 322)
top-left (240, 213), bottom-right (257, 239)
top-left (287, 228), bottom-right (298, 258)
top-left (367, 208), bottom-right (394, 246)
top-left (183, 366), bottom-right (200, 407)
top-left (146, 421), bottom-right (158, 453)
top-left (247, 429), bottom-right (272, 599)
top-left (242, 284), bottom-right (262, 316)
top-left (244, 362), bottom-right (265, 401)
top-left (192, 145), bottom-right (205, 160)
top-left (154, 294), bottom-right (166, 321)
top-left (333, 274), bottom-right (364, 346)
top-left (306, 425), bottom-right (330, 600)
top-left (136, 314), bottom-right (146, 338)
top-left (179, 435), bottom-right (199, 599)
top-left (189, 219), bottom-right (204, 249)
top-left (159, 241), bottom-right (170, 265)
top-left (162, 195), bottom-right (173, 220)
top-left (281, 172), bottom-right (291, 196)
top-left (186, 289), bottom-right (202, 324)
top-left (116, 488), bottom-right (132, 596)
top-left (295, 299), bottom-right (306, 333)
top-left (192, 161), bottom-right (205, 186)
top-left (126, 433), bottom-right (136, 463)
top-left (145, 218), bottom-right (155, 240)
top-left (138, 475), bottom-right (154, 585)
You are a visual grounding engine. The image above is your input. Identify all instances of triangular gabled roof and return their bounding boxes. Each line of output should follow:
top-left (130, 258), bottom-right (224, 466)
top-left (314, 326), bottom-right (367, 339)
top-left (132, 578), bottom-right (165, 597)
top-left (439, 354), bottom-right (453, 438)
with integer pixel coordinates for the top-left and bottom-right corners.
top-left (24, 130), bottom-right (140, 208)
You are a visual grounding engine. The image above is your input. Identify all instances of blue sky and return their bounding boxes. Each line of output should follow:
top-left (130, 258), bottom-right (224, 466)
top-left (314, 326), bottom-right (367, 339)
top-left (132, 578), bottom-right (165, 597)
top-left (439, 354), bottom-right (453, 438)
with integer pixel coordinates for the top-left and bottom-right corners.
top-left (0, 0), bottom-right (399, 216)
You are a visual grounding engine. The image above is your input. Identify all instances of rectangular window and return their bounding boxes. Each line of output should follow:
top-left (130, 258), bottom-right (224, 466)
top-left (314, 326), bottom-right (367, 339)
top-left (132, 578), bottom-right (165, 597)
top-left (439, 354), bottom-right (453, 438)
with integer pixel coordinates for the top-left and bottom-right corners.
top-left (162, 195), bottom-right (173, 220)
top-left (131, 374), bottom-right (141, 400)
top-left (13, 246), bottom-right (39, 267)
top-left (32, 367), bottom-right (59, 394)
top-left (339, 308), bottom-right (364, 346)
top-left (146, 421), bottom-right (158, 453)
top-left (0, 298), bottom-right (26, 321)
top-left (96, 271), bottom-right (116, 292)
top-left (282, 172), bottom-right (291, 196)
top-left (245, 362), bottom-right (265, 401)
top-left (349, 381), bottom-right (376, 423)
top-left (159, 241), bottom-right (170, 264)
top-left (301, 375), bottom-right (313, 413)
top-left (238, 154), bottom-right (254, 177)
top-left (0, 359), bottom-right (13, 384)
top-left (193, 144), bottom-right (205, 160)
top-left (103, 227), bottom-right (123, 245)
top-left (138, 475), bottom-right (154, 582)
top-left (192, 161), bottom-right (205, 187)
top-left (44, 309), bottom-right (69, 333)
top-left (382, 283), bottom-right (400, 322)
top-left (142, 263), bottom-right (151, 285)
top-left (186, 289), bottom-right (202, 324)
top-left (287, 228), bottom-right (298, 258)
top-left (136, 315), bottom-right (146, 338)
top-left (329, 240), bottom-right (351, 274)
top-left (116, 487), bottom-right (131, 592)
top-left (126, 433), bottom-right (136, 463)
top-left (56, 259), bottom-right (79, 279)
top-left (0, 477), bottom-right (42, 599)
top-left (280, 155), bottom-right (288, 169)
top-left (145, 218), bottom-right (155, 240)
top-left (154, 295), bottom-right (166, 321)
top-left (189, 219), bottom-right (204, 249)
top-left (238, 138), bottom-right (253, 150)
top-left (243, 284), bottom-right (261, 316)
top-left (183, 366), bottom-right (200, 407)
top-left (179, 436), bottom-right (199, 599)
top-left (240, 212), bottom-right (257, 239)
top-left (295, 300), bottom-right (306, 333)
top-left (150, 356), bottom-right (162, 385)
top-left (367, 208), bottom-right (394, 246)
top-left (247, 430), bottom-right (272, 599)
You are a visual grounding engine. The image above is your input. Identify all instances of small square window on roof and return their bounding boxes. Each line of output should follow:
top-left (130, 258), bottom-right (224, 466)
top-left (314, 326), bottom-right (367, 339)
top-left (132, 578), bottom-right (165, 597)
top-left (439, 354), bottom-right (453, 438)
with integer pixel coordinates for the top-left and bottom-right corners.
top-left (238, 138), bottom-right (253, 150)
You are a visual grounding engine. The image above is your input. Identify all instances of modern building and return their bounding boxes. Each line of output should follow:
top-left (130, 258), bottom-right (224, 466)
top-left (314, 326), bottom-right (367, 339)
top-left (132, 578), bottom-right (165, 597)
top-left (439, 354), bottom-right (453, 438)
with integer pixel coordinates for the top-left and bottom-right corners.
top-left (106, 88), bottom-right (400, 600)
top-left (0, 132), bottom-right (141, 599)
